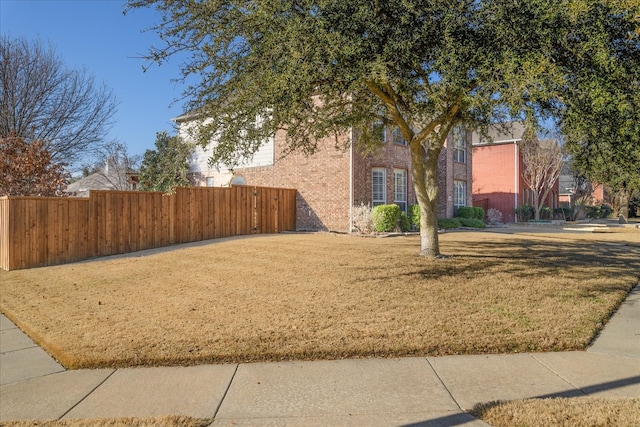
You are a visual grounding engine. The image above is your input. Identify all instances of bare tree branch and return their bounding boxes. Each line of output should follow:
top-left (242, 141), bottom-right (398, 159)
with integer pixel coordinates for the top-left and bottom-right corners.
top-left (0, 36), bottom-right (119, 166)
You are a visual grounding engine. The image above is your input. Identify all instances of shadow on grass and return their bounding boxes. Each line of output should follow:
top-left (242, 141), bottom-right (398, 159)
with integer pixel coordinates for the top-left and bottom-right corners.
top-left (399, 374), bottom-right (640, 427)
top-left (467, 376), bottom-right (640, 427)
top-left (370, 236), bottom-right (639, 289)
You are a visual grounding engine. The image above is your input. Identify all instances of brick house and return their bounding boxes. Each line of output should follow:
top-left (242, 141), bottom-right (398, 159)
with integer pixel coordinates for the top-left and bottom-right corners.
top-left (177, 114), bottom-right (472, 231)
top-left (472, 123), bottom-right (560, 222)
top-left (559, 162), bottom-right (608, 207)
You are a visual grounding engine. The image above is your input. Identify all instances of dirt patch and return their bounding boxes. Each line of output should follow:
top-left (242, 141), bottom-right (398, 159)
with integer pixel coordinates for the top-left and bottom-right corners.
top-left (1, 231), bottom-right (638, 368)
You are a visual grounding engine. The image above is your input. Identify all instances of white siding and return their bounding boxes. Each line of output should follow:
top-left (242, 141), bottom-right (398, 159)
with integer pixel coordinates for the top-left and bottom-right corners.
top-left (177, 117), bottom-right (275, 186)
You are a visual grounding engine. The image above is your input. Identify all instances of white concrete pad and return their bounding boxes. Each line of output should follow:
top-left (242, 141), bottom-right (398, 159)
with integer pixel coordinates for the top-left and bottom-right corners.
top-left (216, 358), bottom-right (459, 419)
top-left (428, 354), bottom-right (581, 410)
top-left (533, 352), bottom-right (640, 398)
top-left (0, 346), bottom-right (65, 385)
top-left (0, 314), bottom-right (17, 331)
top-left (213, 412), bottom-right (490, 426)
top-left (0, 369), bottom-right (113, 421)
top-left (64, 364), bottom-right (237, 420)
top-left (0, 328), bottom-right (37, 353)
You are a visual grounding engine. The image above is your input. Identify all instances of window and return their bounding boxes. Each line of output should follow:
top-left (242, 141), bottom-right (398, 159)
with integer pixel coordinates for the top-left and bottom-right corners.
top-left (372, 120), bottom-right (386, 143)
top-left (454, 180), bottom-right (467, 212)
top-left (394, 169), bottom-right (407, 212)
top-left (230, 175), bottom-right (246, 186)
top-left (453, 125), bottom-right (466, 163)
top-left (372, 168), bottom-right (386, 206)
top-left (393, 127), bottom-right (407, 146)
top-left (206, 177), bottom-right (215, 187)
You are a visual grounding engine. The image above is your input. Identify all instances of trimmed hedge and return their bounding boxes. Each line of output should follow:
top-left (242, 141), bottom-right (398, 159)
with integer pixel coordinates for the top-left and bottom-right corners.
top-left (458, 217), bottom-right (486, 228)
top-left (407, 204), bottom-right (486, 230)
top-left (399, 211), bottom-right (411, 232)
top-left (456, 206), bottom-right (484, 220)
top-left (554, 207), bottom-right (573, 221)
top-left (409, 204), bottom-right (421, 229)
top-left (372, 204), bottom-right (401, 232)
top-left (438, 218), bottom-right (462, 229)
top-left (585, 204), bottom-right (613, 219)
top-left (516, 204), bottom-right (535, 222)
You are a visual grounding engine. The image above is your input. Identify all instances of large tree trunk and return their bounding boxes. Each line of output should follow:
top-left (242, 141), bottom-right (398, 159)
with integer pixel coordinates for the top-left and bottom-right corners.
top-left (411, 141), bottom-right (442, 258)
top-left (612, 188), bottom-right (631, 220)
top-left (532, 189), bottom-right (542, 221)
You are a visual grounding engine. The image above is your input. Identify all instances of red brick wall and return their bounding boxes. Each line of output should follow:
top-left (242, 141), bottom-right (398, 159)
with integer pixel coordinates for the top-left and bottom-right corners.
top-left (233, 126), bottom-right (472, 231)
top-left (235, 130), bottom-right (352, 231)
top-left (439, 133), bottom-right (473, 218)
top-left (352, 127), bottom-right (416, 209)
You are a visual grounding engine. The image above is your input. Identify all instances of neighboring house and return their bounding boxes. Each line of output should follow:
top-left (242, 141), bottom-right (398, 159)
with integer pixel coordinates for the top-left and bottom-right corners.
top-left (559, 171), bottom-right (608, 208)
top-left (472, 122), bottom-right (560, 222)
top-left (176, 114), bottom-right (473, 232)
top-left (65, 159), bottom-right (138, 197)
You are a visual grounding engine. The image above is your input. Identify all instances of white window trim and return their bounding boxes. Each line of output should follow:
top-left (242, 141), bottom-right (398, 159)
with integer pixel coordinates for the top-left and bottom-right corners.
top-left (394, 169), bottom-right (407, 212)
top-left (453, 126), bottom-right (467, 163)
top-left (454, 180), bottom-right (467, 209)
top-left (372, 168), bottom-right (386, 206)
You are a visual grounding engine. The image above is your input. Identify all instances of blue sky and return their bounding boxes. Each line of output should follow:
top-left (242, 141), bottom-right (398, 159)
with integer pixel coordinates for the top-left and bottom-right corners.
top-left (1, 0), bottom-right (188, 159)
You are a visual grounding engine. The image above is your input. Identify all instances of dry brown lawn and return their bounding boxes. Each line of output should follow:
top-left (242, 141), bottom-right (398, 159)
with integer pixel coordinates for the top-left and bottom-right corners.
top-left (472, 397), bottom-right (640, 427)
top-left (1, 228), bottom-right (639, 369)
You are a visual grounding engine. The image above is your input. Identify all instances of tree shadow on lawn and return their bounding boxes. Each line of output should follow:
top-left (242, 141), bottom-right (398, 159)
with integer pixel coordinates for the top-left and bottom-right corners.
top-left (369, 236), bottom-right (640, 300)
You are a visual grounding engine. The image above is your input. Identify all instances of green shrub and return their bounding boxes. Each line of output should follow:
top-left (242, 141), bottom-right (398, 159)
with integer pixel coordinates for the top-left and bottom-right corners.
top-left (399, 211), bottom-right (411, 232)
top-left (554, 207), bottom-right (573, 221)
top-left (458, 217), bottom-right (486, 228)
top-left (456, 206), bottom-right (485, 220)
top-left (473, 207), bottom-right (485, 220)
top-left (585, 204), bottom-right (613, 219)
top-left (372, 204), bottom-right (401, 232)
top-left (540, 206), bottom-right (552, 220)
top-left (409, 204), bottom-right (421, 229)
top-left (438, 218), bottom-right (461, 229)
top-left (455, 206), bottom-right (475, 219)
top-left (516, 204), bottom-right (534, 222)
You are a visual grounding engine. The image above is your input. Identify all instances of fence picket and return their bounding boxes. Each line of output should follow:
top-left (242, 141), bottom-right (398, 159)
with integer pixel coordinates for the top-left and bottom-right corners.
top-left (0, 186), bottom-right (296, 271)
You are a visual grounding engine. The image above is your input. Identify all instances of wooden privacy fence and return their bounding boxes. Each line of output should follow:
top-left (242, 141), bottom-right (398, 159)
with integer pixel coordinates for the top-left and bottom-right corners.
top-left (0, 186), bottom-right (296, 271)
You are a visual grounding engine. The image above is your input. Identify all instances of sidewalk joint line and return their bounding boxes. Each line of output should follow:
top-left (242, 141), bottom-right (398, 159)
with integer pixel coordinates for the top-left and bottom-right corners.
top-left (0, 344), bottom-right (40, 354)
top-left (425, 357), bottom-right (465, 412)
top-left (212, 363), bottom-right (239, 419)
top-left (57, 369), bottom-right (118, 420)
top-left (530, 354), bottom-right (586, 396)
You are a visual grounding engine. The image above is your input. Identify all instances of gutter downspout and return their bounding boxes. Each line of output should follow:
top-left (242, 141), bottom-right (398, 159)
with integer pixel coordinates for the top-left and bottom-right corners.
top-left (514, 140), bottom-right (519, 223)
top-left (349, 127), bottom-right (354, 232)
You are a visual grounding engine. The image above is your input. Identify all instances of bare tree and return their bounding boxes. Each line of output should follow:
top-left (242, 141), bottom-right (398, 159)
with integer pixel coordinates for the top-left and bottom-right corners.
top-left (520, 132), bottom-right (563, 221)
top-left (0, 35), bottom-right (118, 166)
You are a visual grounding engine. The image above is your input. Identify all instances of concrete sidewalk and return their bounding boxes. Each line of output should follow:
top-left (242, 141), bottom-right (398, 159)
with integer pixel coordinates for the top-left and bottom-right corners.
top-left (1, 287), bottom-right (638, 426)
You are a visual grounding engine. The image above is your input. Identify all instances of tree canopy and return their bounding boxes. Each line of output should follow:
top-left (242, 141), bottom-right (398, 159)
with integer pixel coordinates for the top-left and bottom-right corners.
top-left (138, 131), bottom-right (194, 192)
top-left (0, 36), bottom-right (118, 166)
top-left (558, 2), bottom-right (640, 218)
top-left (127, 0), bottom-right (639, 257)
